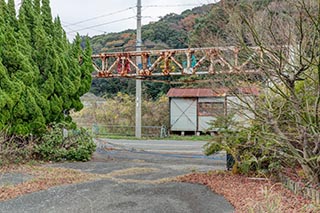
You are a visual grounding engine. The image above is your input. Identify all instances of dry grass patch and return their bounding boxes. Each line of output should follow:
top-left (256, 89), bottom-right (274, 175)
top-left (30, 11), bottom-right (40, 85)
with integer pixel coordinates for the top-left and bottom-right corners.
top-left (177, 172), bottom-right (319, 213)
top-left (106, 167), bottom-right (159, 177)
top-left (0, 165), bottom-right (99, 201)
top-left (111, 176), bottom-right (183, 184)
top-left (0, 165), bottom-right (175, 201)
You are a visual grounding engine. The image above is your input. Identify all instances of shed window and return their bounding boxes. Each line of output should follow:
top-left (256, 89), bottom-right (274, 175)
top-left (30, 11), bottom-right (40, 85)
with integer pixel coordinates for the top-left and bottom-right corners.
top-left (198, 102), bottom-right (225, 116)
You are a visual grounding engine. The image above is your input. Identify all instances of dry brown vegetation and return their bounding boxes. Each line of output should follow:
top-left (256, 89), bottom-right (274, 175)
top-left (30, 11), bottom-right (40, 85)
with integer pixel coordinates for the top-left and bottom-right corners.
top-left (2, 164), bottom-right (319, 212)
top-left (72, 93), bottom-right (169, 129)
top-left (178, 172), bottom-right (319, 213)
top-left (0, 165), bottom-right (99, 201)
top-left (0, 165), bottom-right (174, 202)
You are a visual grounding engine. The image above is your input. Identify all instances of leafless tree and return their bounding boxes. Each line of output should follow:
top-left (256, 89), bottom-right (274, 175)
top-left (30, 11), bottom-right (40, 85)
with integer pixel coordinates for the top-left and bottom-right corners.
top-left (228, 0), bottom-right (320, 184)
top-left (202, 0), bottom-right (320, 184)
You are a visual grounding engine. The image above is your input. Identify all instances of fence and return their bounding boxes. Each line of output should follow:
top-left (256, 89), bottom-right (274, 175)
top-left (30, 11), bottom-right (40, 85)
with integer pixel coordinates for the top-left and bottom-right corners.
top-left (279, 174), bottom-right (320, 205)
top-left (76, 123), bottom-right (168, 138)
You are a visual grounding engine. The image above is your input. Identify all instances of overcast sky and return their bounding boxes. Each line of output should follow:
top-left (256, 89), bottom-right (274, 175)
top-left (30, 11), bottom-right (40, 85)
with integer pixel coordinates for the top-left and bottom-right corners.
top-left (46, 0), bottom-right (218, 39)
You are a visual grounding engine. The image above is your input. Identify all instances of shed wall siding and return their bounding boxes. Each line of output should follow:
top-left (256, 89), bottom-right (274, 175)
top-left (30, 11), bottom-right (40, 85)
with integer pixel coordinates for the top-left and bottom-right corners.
top-left (198, 97), bottom-right (224, 131)
top-left (227, 96), bottom-right (255, 127)
top-left (198, 116), bottom-right (215, 131)
top-left (169, 95), bottom-right (255, 132)
top-left (170, 98), bottom-right (197, 131)
top-left (198, 97), bottom-right (225, 103)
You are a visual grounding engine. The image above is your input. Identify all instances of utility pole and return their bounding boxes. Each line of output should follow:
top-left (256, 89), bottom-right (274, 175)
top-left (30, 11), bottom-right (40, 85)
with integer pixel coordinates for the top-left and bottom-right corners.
top-left (135, 0), bottom-right (142, 138)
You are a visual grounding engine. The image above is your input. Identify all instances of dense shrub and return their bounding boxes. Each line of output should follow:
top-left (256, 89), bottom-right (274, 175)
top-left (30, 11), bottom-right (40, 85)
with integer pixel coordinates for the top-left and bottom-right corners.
top-left (204, 114), bottom-right (282, 175)
top-left (34, 123), bottom-right (96, 162)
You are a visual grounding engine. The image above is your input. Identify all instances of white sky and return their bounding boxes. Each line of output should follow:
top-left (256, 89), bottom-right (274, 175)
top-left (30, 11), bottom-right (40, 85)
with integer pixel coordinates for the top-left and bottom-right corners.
top-left (46, 0), bottom-right (218, 39)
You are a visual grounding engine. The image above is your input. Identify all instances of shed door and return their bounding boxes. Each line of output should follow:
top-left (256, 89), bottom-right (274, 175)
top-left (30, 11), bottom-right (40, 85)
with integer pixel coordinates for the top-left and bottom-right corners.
top-left (170, 98), bottom-right (197, 131)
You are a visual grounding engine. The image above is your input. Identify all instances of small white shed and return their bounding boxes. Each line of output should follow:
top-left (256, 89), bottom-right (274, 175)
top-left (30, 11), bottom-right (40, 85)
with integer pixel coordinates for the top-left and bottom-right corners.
top-left (167, 88), bottom-right (258, 133)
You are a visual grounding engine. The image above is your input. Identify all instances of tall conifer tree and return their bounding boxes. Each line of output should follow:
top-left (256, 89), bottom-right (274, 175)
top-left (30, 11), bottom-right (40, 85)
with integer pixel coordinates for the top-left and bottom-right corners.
top-left (0, 0), bottom-right (93, 135)
top-left (6, 0), bottom-right (17, 29)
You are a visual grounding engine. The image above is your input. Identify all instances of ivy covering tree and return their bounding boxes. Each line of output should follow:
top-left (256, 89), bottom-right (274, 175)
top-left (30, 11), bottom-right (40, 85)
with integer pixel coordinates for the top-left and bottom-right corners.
top-left (0, 0), bottom-right (92, 136)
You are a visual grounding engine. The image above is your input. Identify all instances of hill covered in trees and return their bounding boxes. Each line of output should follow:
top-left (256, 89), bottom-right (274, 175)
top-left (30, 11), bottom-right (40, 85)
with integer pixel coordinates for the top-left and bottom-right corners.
top-left (88, 3), bottom-right (215, 98)
top-left (88, 0), bottom-right (276, 98)
top-left (90, 3), bottom-right (214, 54)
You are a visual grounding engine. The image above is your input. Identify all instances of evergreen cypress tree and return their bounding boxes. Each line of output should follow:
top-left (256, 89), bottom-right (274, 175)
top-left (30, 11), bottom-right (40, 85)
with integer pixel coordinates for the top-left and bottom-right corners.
top-left (41, 0), bottom-right (53, 36)
top-left (33, 0), bottom-right (41, 15)
top-left (19, 0), bottom-right (36, 36)
top-left (0, 0), bottom-right (93, 136)
top-left (1, 0), bottom-right (47, 135)
top-left (79, 38), bottom-right (93, 97)
top-left (7, 0), bottom-right (18, 28)
top-left (0, 61), bottom-right (15, 130)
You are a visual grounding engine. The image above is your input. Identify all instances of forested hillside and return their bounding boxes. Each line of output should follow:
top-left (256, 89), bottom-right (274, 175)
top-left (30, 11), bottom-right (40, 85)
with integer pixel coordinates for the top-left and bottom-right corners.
top-left (89, 3), bottom-right (215, 98)
top-left (88, 0), bottom-right (278, 98)
top-left (90, 4), bottom-right (214, 54)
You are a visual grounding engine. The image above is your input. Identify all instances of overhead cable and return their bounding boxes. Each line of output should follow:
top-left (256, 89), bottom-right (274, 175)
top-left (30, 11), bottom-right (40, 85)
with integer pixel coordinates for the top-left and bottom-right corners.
top-left (65, 6), bottom-right (136, 27)
top-left (67, 16), bottom-right (136, 33)
top-left (62, 21), bottom-right (107, 34)
top-left (144, 3), bottom-right (205, 8)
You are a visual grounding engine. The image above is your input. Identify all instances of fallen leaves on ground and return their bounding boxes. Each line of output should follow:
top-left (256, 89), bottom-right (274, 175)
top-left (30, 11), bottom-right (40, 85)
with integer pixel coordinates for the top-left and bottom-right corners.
top-left (282, 167), bottom-right (320, 191)
top-left (107, 167), bottom-right (159, 177)
top-left (3, 164), bottom-right (319, 212)
top-left (177, 172), bottom-right (319, 213)
top-left (0, 165), bottom-right (171, 201)
top-left (0, 165), bottom-right (99, 201)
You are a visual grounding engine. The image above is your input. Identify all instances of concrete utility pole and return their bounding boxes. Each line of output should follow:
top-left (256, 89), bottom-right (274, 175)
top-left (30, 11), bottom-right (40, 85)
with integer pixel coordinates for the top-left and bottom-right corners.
top-left (135, 0), bottom-right (142, 138)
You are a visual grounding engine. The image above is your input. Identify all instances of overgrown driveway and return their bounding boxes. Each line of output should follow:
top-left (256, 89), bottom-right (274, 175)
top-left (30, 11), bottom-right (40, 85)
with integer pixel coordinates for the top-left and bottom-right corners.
top-left (0, 139), bottom-right (234, 213)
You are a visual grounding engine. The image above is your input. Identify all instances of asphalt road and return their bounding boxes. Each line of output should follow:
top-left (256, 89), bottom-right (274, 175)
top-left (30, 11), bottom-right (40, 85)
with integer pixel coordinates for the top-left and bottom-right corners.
top-left (95, 138), bottom-right (222, 155)
top-left (99, 138), bottom-right (208, 154)
top-left (0, 139), bottom-right (233, 213)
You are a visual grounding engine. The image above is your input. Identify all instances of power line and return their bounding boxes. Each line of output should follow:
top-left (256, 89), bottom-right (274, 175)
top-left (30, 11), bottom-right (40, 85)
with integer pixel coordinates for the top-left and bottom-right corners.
top-left (64, 16), bottom-right (152, 35)
top-left (144, 3), bottom-right (205, 8)
top-left (67, 16), bottom-right (136, 33)
top-left (61, 21), bottom-right (82, 35)
top-left (62, 21), bottom-right (107, 34)
top-left (65, 6), bottom-right (136, 27)
top-left (64, 3), bottom-right (209, 29)
top-left (64, 27), bottom-right (105, 35)
top-left (65, 2), bottom-right (214, 35)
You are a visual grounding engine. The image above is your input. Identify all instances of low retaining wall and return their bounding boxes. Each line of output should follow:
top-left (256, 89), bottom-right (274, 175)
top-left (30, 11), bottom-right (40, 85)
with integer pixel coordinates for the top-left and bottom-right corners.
top-left (279, 174), bottom-right (320, 205)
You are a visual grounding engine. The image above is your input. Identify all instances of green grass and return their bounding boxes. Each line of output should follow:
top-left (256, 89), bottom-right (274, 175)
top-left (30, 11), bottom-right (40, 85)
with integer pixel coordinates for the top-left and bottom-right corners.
top-left (96, 134), bottom-right (139, 140)
top-left (165, 134), bottom-right (212, 141)
top-left (96, 134), bottom-right (212, 141)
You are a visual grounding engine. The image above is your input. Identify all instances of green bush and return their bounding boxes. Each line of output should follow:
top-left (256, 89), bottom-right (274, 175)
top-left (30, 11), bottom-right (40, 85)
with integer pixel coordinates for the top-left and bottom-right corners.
top-left (204, 114), bottom-right (281, 175)
top-left (35, 123), bottom-right (96, 162)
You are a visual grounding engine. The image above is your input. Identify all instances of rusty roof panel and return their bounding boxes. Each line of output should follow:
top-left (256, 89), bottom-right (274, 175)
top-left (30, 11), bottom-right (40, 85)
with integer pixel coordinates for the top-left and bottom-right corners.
top-left (238, 87), bottom-right (260, 96)
top-left (167, 88), bottom-right (216, 97)
top-left (167, 87), bottom-right (259, 98)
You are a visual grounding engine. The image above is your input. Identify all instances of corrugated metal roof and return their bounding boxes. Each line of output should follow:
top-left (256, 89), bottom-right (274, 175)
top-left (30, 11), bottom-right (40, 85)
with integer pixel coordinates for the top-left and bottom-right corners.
top-left (167, 87), bottom-right (259, 97)
top-left (238, 87), bottom-right (260, 96)
top-left (167, 88), bottom-right (222, 97)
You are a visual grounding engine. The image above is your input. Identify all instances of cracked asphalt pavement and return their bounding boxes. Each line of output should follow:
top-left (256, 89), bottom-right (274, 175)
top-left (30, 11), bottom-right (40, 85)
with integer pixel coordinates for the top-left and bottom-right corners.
top-left (0, 138), bottom-right (234, 213)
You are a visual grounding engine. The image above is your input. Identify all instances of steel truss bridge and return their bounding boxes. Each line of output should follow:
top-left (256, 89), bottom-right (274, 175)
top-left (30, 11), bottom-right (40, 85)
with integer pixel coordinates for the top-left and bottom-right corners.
top-left (92, 46), bottom-right (264, 78)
